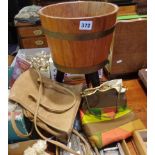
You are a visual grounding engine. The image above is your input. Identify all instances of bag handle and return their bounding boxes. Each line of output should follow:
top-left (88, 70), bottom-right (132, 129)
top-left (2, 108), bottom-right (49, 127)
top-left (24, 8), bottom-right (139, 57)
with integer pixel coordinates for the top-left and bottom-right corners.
top-left (10, 68), bottom-right (93, 154)
top-left (33, 68), bottom-right (93, 155)
top-left (81, 82), bottom-right (122, 97)
top-left (11, 110), bottom-right (97, 155)
top-left (23, 109), bottom-right (65, 137)
top-left (28, 92), bottom-right (77, 114)
top-left (82, 84), bottom-right (122, 117)
top-left (30, 70), bottom-right (78, 113)
top-left (10, 111), bottom-right (33, 138)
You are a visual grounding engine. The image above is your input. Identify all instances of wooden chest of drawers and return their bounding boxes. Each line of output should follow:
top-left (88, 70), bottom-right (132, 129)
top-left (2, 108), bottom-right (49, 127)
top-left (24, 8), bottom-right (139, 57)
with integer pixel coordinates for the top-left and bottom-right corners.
top-left (15, 22), bottom-right (48, 48)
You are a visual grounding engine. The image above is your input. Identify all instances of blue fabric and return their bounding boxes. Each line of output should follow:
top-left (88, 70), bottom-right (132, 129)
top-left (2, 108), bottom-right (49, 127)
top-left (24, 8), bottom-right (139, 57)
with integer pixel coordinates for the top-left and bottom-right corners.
top-left (8, 115), bottom-right (29, 144)
top-left (8, 67), bottom-right (14, 88)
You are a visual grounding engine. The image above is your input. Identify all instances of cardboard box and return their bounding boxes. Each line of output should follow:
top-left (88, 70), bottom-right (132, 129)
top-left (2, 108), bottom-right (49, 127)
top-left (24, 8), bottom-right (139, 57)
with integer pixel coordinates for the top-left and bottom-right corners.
top-left (8, 140), bottom-right (55, 155)
top-left (8, 140), bottom-right (37, 155)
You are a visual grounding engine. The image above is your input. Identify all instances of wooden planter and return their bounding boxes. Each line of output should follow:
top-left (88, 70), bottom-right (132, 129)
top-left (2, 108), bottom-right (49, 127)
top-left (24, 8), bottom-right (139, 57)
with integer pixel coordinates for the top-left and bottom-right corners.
top-left (39, 1), bottom-right (118, 73)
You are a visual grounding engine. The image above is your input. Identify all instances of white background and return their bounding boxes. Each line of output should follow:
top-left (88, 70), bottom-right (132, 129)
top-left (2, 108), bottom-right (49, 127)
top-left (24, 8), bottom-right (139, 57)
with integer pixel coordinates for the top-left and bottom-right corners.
top-left (0, 0), bottom-right (155, 154)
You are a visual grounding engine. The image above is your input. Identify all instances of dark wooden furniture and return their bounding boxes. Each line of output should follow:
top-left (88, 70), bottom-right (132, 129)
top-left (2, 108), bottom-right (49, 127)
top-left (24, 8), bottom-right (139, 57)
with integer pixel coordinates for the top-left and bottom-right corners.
top-left (15, 3), bottom-right (137, 49)
top-left (104, 18), bottom-right (147, 79)
top-left (15, 22), bottom-right (48, 48)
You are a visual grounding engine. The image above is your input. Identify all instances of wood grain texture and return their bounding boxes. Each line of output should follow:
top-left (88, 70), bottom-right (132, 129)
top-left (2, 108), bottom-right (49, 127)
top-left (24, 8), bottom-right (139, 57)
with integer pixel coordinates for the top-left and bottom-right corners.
top-left (118, 5), bottom-right (137, 16)
top-left (133, 129), bottom-right (147, 155)
top-left (107, 18), bottom-right (147, 75)
top-left (15, 22), bottom-right (48, 49)
top-left (126, 138), bottom-right (140, 155)
top-left (47, 79), bottom-right (146, 154)
top-left (15, 22), bottom-right (34, 27)
top-left (18, 26), bottom-right (44, 38)
top-left (21, 36), bottom-right (48, 48)
top-left (123, 79), bottom-right (147, 127)
top-left (39, 1), bottom-right (118, 73)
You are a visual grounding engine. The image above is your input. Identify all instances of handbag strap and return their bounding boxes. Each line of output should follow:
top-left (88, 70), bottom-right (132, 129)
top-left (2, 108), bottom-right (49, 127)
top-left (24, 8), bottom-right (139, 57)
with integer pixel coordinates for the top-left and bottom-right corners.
top-left (33, 68), bottom-right (93, 155)
top-left (82, 85), bottom-right (122, 117)
top-left (23, 109), bottom-right (64, 137)
top-left (10, 68), bottom-right (93, 154)
top-left (81, 83), bottom-right (121, 97)
top-left (10, 111), bottom-right (33, 138)
top-left (11, 111), bottom-right (98, 155)
top-left (33, 72), bottom-right (78, 113)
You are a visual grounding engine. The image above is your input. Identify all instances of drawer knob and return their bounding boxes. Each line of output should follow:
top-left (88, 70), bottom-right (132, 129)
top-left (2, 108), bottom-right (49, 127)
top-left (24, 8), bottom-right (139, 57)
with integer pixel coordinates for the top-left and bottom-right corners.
top-left (33, 29), bottom-right (43, 36)
top-left (35, 40), bottom-right (44, 46)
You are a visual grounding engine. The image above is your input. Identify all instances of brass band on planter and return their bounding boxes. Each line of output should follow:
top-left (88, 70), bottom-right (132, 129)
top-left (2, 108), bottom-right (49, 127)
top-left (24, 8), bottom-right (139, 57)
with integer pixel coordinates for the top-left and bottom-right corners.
top-left (54, 60), bottom-right (109, 74)
top-left (42, 26), bottom-right (115, 41)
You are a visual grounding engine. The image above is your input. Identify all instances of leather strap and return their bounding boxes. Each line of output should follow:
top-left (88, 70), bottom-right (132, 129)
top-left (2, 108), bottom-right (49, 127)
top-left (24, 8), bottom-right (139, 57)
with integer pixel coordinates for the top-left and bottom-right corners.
top-left (36, 76), bottom-right (80, 113)
top-left (23, 110), bottom-right (63, 137)
top-left (33, 68), bottom-right (92, 155)
top-left (11, 68), bottom-right (93, 155)
top-left (26, 71), bottom-right (78, 113)
top-left (10, 111), bottom-right (33, 138)
top-left (72, 129), bottom-right (92, 154)
top-left (56, 146), bottom-right (59, 155)
top-left (81, 82), bottom-right (121, 97)
top-left (28, 88), bottom-right (77, 114)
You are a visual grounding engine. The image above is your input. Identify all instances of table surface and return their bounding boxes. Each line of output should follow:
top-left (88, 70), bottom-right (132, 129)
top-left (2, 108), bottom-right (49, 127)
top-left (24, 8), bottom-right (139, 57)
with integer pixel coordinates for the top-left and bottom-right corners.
top-left (48, 78), bottom-right (147, 155)
top-left (123, 79), bottom-right (147, 155)
top-left (123, 79), bottom-right (147, 127)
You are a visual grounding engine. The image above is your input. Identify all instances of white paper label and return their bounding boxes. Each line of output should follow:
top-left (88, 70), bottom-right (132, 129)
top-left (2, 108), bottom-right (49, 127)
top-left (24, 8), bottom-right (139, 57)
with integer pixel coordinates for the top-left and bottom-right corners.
top-left (79, 21), bottom-right (93, 30)
top-left (116, 60), bottom-right (123, 64)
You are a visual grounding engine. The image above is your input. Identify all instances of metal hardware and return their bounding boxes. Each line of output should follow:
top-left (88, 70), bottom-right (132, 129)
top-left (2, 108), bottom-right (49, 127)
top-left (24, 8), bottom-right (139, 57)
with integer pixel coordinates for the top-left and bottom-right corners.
top-left (35, 40), bottom-right (44, 46)
top-left (33, 29), bottom-right (43, 36)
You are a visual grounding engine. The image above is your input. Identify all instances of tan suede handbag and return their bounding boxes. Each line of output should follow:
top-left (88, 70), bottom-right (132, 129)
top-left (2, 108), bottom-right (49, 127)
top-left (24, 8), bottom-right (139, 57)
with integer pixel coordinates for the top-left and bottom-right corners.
top-left (9, 68), bottom-right (92, 155)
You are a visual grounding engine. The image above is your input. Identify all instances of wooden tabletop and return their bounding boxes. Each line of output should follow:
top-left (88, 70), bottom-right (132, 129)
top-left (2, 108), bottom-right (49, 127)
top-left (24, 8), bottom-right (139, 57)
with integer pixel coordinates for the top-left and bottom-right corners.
top-left (123, 79), bottom-right (147, 127)
top-left (49, 78), bottom-right (147, 155)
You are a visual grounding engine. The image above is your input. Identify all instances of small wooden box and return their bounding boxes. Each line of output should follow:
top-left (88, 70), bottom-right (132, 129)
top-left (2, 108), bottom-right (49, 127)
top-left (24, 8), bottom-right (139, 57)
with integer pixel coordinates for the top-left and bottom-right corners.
top-left (20, 36), bottom-right (48, 48)
top-left (133, 129), bottom-right (147, 155)
top-left (15, 22), bottom-right (48, 49)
